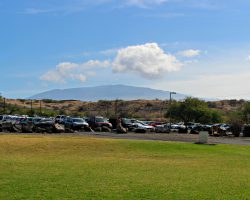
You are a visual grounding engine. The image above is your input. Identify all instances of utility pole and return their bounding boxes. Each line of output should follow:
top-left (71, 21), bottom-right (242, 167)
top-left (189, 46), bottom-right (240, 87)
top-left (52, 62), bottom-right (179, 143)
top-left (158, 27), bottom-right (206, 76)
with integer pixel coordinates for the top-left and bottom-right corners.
top-left (115, 99), bottom-right (118, 117)
top-left (169, 92), bottom-right (176, 128)
top-left (40, 100), bottom-right (42, 115)
top-left (3, 98), bottom-right (6, 114)
top-left (30, 99), bottom-right (33, 114)
top-left (106, 103), bottom-right (109, 117)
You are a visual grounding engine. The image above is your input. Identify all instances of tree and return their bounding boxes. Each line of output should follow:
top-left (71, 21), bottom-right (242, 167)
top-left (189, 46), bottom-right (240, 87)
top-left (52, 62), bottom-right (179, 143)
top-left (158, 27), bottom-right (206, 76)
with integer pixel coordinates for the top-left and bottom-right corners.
top-left (165, 97), bottom-right (223, 124)
top-left (242, 102), bottom-right (250, 123)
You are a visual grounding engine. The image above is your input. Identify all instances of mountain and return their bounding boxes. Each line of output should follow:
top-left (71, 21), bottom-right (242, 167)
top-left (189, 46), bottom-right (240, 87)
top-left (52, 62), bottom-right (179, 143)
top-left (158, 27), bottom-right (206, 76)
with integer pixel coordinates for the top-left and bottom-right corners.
top-left (29, 85), bottom-right (188, 101)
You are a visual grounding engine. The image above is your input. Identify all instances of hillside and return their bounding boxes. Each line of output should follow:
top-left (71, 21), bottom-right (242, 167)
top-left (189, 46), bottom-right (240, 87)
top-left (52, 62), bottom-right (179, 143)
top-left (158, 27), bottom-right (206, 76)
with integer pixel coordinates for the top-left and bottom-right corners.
top-left (1, 98), bottom-right (247, 121)
top-left (29, 85), bottom-right (188, 101)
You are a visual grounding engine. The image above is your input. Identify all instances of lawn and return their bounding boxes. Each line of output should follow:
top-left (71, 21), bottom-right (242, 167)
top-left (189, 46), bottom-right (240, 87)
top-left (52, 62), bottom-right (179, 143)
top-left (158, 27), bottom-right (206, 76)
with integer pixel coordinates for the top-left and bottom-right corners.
top-left (0, 134), bottom-right (249, 200)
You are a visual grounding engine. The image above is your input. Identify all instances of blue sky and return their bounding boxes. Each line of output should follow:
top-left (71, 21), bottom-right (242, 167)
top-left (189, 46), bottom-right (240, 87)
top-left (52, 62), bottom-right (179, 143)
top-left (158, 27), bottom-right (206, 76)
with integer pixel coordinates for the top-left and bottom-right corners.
top-left (1, 0), bottom-right (250, 99)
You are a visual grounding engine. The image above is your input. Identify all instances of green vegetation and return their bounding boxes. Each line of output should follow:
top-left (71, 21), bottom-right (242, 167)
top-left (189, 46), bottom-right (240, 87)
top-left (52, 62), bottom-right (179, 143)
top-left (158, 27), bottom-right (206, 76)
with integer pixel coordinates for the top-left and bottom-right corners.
top-left (166, 97), bottom-right (223, 124)
top-left (0, 98), bottom-right (62, 116)
top-left (0, 135), bottom-right (250, 200)
top-left (1, 96), bottom-right (250, 123)
top-left (242, 102), bottom-right (250, 123)
top-left (0, 102), bottom-right (58, 117)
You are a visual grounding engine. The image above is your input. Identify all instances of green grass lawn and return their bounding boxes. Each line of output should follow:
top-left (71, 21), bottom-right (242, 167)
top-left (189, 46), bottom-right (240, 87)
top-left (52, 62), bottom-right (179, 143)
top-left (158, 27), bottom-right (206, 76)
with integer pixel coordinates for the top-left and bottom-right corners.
top-left (0, 135), bottom-right (250, 200)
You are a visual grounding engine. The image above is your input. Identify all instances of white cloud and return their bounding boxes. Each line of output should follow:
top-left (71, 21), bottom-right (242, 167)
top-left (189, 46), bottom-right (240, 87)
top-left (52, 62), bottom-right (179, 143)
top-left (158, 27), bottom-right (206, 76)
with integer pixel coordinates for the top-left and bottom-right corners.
top-left (41, 70), bottom-right (65, 83)
top-left (80, 60), bottom-right (110, 68)
top-left (42, 43), bottom-right (183, 83)
top-left (100, 48), bottom-right (120, 56)
top-left (246, 54), bottom-right (250, 60)
top-left (41, 60), bottom-right (110, 83)
top-left (178, 49), bottom-right (201, 58)
top-left (112, 43), bottom-right (182, 79)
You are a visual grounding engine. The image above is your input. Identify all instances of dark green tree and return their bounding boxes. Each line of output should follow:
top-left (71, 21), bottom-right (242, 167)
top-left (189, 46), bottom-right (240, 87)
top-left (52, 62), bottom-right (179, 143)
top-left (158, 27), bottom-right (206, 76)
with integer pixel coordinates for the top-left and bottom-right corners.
top-left (165, 97), bottom-right (223, 124)
top-left (242, 102), bottom-right (250, 123)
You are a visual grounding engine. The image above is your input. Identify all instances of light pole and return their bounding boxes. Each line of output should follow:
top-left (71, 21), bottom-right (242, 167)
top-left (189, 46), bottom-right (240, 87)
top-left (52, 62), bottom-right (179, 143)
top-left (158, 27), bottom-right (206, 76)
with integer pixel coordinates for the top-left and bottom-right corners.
top-left (30, 99), bottom-right (33, 114)
top-left (3, 98), bottom-right (6, 114)
top-left (40, 100), bottom-right (42, 115)
top-left (115, 99), bottom-right (118, 117)
top-left (169, 92), bottom-right (176, 128)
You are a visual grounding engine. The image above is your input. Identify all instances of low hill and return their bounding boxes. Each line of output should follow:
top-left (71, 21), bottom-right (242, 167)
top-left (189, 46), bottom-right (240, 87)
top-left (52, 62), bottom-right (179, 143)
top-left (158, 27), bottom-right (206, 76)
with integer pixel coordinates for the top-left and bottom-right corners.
top-left (29, 85), bottom-right (188, 101)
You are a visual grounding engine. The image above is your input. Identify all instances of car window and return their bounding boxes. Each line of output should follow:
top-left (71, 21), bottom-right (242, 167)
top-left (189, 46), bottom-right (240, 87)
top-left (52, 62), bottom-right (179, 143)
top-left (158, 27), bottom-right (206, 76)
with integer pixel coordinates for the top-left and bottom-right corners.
top-left (73, 118), bottom-right (83, 123)
top-left (67, 118), bottom-right (71, 122)
top-left (96, 117), bottom-right (105, 123)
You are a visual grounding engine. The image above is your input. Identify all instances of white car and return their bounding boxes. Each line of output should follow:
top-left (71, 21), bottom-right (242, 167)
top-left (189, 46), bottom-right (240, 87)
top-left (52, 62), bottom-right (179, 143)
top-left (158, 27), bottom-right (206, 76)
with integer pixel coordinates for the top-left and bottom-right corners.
top-left (132, 122), bottom-right (155, 132)
top-left (55, 115), bottom-right (66, 124)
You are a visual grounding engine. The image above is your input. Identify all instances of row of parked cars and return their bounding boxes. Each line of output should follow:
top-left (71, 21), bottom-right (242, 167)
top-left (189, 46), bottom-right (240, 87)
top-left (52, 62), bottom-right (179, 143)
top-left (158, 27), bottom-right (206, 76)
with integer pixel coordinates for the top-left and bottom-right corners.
top-left (0, 115), bottom-right (113, 133)
top-left (0, 115), bottom-right (161, 133)
top-left (1, 114), bottom-right (249, 136)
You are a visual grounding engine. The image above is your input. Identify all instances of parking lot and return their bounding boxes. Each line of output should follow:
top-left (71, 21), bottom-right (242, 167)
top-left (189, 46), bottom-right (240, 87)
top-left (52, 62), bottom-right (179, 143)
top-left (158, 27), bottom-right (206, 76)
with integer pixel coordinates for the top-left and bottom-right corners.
top-left (79, 132), bottom-right (250, 146)
top-left (1, 114), bottom-right (250, 146)
top-left (2, 132), bottom-right (249, 146)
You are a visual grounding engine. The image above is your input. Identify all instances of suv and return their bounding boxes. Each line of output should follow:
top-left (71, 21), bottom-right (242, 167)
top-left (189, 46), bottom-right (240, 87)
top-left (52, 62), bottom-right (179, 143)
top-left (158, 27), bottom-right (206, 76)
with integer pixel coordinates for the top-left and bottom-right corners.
top-left (0, 115), bottom-right (13, 132)
top-left (86, 116), bottom-right (112, 130)
top-left (64, 117), bottom-right (89, 131)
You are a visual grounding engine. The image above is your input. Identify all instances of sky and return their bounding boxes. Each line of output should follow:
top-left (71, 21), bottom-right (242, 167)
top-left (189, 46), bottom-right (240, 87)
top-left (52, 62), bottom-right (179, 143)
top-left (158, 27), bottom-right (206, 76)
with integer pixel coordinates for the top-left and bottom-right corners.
top-left (1, 0), bottom-right (250, 99)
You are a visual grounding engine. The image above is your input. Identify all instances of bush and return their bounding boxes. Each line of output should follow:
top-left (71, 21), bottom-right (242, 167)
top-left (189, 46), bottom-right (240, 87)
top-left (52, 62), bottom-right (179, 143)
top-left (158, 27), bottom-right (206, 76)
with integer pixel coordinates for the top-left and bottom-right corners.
top-left (229, 119), bottom-right (243, 137)
top-left (243, 125), bottom-right (250, 137)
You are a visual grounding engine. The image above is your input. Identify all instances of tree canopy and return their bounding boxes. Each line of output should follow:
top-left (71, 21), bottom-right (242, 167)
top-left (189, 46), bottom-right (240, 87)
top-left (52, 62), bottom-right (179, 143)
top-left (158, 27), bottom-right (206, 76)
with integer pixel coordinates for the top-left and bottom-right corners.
top-left (165, 97), bottom-right (223, 124)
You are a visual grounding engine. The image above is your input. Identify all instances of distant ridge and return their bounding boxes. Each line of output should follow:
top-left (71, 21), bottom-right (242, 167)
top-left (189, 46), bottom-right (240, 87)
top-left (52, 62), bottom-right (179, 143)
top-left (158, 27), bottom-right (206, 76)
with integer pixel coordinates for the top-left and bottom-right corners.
top-left (29, 85), bottom-right (188, 101)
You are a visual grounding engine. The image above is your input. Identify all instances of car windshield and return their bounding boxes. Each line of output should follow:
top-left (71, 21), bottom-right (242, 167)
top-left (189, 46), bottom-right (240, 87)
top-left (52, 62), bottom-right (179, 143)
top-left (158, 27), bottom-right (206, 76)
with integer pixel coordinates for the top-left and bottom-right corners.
top-left (96, 117), bottom-right (106, 123)
top-left (41, 119), bottom-right (52, 122)
top-left (73, 118), bottom-right (84, 123)
top-left (137, 121), bottom-right (147, 125)
top-left (0, 116), bottom-right (3, 120)
top-left (122, 118), bottom-right (131, 124)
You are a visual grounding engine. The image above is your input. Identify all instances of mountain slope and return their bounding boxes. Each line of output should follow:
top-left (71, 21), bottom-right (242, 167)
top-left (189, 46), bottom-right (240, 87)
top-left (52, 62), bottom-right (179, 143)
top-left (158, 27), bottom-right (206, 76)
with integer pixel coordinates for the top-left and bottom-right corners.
top-left (29, 85), bottom-right (188, 101)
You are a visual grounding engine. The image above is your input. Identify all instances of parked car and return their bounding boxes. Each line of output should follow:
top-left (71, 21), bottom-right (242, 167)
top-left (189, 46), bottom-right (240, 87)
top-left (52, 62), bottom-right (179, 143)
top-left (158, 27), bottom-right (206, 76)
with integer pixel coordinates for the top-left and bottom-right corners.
top-left (148, 121), bottom-right (164, 127)
top-left (0, 115), bottom-right (13, 132)
top-left (131, 120), bottom-right (155, 133)
top-left (219, 124), bottom-right (231, 132)
top-left (64, 117), bottom-right (89, 131)
top-left (20, 117), bottom-right (34, 124)
top-left (17, 117), bottom-right (34, 132)
top-left (169, 123), bottom-right (188, 133)
top-left (0, 115), bottom-right (12, 123)
top-left (33, 118), bottom-right (64, 133)
top-left (155, 124), bottom-right (170, 133)
top-left (141, 121), bottom-right (153, 125)
top-left (185, 122), bottom-right (200, 130)
top-left (121, 118), bottom-right (134, 131)
top-left (55, 115), bottom-right (66, 124)
top-left (190, 124), bottom-right (204, 134)
top-left (243, 125), bottom-right (250, 137)
top-left (86, 116), bottom-right (112, 130)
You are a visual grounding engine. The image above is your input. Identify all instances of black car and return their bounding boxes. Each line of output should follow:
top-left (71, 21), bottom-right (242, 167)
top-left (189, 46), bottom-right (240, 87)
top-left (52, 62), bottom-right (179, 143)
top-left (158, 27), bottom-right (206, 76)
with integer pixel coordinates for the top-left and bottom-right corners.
top-left (121, 118), bottom-right (134, 131)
